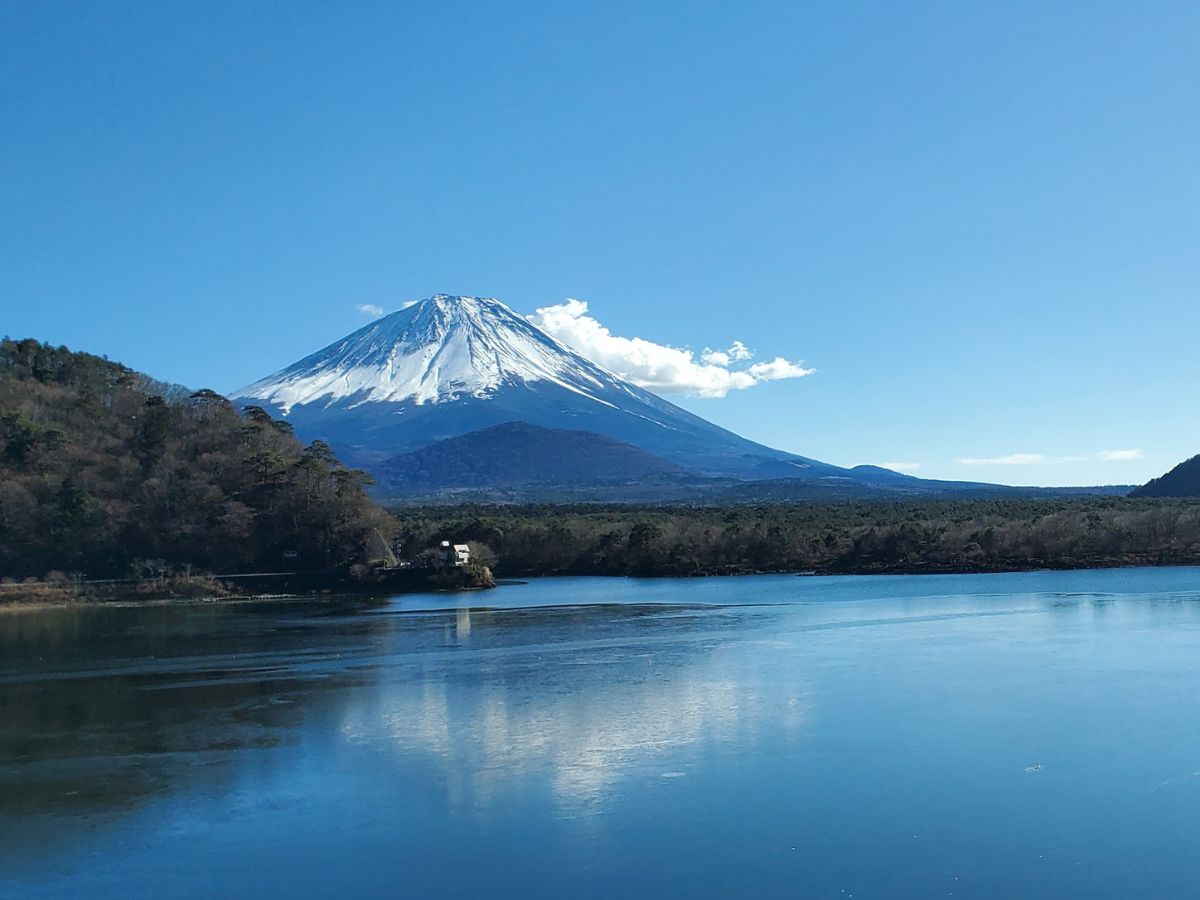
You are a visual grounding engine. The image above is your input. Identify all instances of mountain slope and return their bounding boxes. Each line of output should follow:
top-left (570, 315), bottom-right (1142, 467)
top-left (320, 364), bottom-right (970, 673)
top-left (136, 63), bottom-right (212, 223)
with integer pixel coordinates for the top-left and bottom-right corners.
top-left (1132, 455), bottom-right (1200, 497)
top-left (376, 422), bottom-right (688, 496)
top-left (235, 295), bottom-right (841, 479)
top-left (720, 474), bottom-right (1134, 503)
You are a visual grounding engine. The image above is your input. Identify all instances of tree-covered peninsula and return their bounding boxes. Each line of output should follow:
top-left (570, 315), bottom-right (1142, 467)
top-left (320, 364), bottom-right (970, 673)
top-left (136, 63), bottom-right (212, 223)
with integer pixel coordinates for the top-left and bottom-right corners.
top-left (0, 338), bottom-right (395, 583)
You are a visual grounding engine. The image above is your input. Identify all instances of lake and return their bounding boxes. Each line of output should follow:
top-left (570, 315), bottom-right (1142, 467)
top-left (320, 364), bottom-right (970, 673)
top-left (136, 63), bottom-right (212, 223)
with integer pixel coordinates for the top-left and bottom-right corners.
top-left (5, 567), bottom-right (1200, 898)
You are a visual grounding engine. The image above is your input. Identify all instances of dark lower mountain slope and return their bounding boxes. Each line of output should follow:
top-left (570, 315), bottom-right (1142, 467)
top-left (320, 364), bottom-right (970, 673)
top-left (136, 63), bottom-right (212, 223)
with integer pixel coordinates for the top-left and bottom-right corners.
top-left (716, 475), bottom-right (954, 503)
top-left (1132, 455), bottom-right (1200, 497)
top-left (718, 471), bottom-right (1134, 503)
top-left (374, 422), bottom-right (1135, 503)
top-left (275, 379), bottom-right (838, 480)
top-left (376, 422), bottom-right (690, 496)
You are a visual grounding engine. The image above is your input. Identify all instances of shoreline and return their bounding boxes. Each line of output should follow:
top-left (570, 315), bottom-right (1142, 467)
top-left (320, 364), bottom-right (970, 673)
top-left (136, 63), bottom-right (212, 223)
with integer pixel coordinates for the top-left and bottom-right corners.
top-left (0, 566), bottom-right (497, 612)
top-left (0, 591), bottom-right (359, 613)
top-left (495, 553), bottom-right (1200, 580)
top-left (5, 557), bottom-right (1198, 612)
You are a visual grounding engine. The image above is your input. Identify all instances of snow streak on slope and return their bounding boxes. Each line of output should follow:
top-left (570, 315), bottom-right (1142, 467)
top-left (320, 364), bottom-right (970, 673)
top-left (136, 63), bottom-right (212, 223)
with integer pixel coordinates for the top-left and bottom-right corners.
top-left (238, 295), bottom-right (648, 413)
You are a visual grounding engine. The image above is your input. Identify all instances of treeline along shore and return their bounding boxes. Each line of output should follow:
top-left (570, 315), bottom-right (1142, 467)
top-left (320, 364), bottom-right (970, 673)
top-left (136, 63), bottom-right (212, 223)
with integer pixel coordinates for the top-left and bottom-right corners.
top-left (392, 498), bottom-right (1200, 578)
top-left (12, 495), bottom-right (1200, 606)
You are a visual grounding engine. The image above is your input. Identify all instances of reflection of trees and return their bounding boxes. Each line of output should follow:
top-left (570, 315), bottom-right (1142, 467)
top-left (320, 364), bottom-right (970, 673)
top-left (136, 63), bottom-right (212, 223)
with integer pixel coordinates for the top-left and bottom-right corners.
top-left (2, 673), bottom-right (302, 807)
top-left (0, 599), bottom-right (388, 826)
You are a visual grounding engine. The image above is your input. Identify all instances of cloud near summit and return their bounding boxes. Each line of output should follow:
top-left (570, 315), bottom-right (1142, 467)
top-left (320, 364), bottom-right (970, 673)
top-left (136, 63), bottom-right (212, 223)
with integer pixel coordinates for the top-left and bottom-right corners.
top-left (527, 299), bottom-right (813, 397)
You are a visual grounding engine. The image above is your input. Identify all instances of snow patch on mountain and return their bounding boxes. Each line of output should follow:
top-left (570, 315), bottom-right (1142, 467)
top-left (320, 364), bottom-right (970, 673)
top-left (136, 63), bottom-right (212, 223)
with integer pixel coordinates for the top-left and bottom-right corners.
top-left (237, 295), bottom-right (645, 413)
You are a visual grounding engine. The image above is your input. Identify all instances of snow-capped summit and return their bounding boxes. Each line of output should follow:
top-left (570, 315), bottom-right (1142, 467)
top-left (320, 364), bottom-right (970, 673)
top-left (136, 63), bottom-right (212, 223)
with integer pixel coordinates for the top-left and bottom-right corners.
top-left (237, 294), bottom-right (642, 412)
top-left (234, 294), bottom-right (842, 480)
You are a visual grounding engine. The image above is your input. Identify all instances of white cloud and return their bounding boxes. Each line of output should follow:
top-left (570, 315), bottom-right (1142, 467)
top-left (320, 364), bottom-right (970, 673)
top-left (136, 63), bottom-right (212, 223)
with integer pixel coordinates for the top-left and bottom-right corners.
top-left (700, 341), bottom-right (754, 368)
top-left (527, 299), bottom-right (814, 397)
top-left (401, 300), bottom-right (420, 309)
top-left (747, 357), bottom-right (814, 381)
top-left (957, 449), bottom-right (1147, 466)
top-left (956, 453), bottom-right (1086, 466)
top-left (882, 462), bottom-right (922, 473)
top-left (357, 304), bottom-right (386, 318)
top-left (727, 340), bottom-right (752, 361)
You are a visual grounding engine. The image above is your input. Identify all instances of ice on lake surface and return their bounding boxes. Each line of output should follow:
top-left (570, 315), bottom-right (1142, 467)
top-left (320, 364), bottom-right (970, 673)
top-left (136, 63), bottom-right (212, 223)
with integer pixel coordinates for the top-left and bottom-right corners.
top-left (5, 568), bottom-right (1200, 898)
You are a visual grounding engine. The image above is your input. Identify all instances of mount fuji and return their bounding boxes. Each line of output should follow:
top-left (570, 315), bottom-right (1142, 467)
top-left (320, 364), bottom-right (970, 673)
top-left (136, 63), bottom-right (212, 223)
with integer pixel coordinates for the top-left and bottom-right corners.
top-left (232, 294), bottom-right (1132, 500)
top-left (234, 294), bottom-right (845, 484)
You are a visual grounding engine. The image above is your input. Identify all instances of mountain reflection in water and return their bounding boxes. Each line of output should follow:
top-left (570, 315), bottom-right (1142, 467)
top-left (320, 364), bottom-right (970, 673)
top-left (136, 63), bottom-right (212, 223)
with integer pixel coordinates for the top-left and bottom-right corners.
top-left (338, 606), bottom-right (809, 809)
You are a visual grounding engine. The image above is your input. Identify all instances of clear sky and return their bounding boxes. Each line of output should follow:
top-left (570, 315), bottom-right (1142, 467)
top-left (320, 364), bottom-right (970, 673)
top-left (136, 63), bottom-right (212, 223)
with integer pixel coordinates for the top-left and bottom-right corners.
top-left (3, 1), bottom-right (1197, 486)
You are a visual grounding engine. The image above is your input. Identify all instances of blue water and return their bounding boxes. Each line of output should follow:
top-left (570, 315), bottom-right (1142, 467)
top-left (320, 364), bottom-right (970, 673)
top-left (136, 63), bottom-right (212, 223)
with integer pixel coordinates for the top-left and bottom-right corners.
top-left (5, 567), bottom-right (1200, 897)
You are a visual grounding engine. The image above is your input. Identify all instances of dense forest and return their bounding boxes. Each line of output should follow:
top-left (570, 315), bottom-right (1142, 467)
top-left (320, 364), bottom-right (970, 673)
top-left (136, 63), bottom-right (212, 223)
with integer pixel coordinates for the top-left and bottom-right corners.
top-left (0, 338), bottom-right (394, 580)
top-left (392, 497), bottom-right (1200, 577)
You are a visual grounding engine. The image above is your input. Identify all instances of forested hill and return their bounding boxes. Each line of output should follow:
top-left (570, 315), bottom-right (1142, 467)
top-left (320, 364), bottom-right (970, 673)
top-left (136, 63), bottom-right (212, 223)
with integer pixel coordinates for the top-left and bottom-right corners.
top-left (377, 422), bottom-right (685, 496)
top-left (0, 338), bottom-right (394, 579)
top-left (1133, 455), bottom-right (1200, 498)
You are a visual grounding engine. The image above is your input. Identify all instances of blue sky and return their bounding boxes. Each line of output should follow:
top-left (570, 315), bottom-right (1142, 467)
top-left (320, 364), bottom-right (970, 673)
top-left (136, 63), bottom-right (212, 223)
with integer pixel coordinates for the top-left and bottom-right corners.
top-left (3, 1), bottom-right (1197, 486)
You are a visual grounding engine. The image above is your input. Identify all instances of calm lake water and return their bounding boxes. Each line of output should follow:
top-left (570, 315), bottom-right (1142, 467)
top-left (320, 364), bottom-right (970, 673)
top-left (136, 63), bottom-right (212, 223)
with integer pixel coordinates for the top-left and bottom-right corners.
top-left (5, 568), bottom-right (1200, 898)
